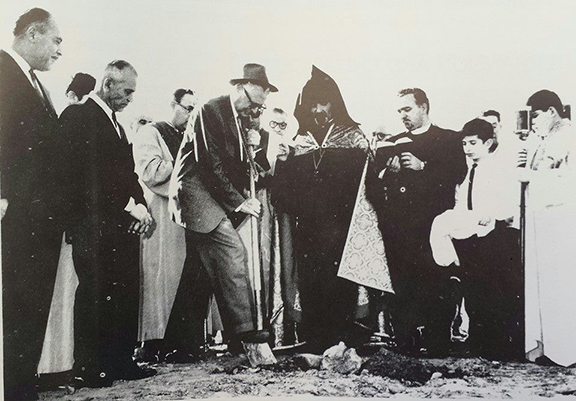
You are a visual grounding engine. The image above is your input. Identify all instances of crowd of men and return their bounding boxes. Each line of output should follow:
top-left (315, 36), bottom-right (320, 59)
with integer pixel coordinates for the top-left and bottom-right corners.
top-left (2, 7), bottom-right (576, 401)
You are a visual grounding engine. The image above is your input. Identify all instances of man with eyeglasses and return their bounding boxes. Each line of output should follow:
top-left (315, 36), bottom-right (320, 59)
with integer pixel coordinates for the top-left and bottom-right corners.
top-left (132, 88), bottom-right (198, 362)
top-left (170, 64), bottom-right (277, 349)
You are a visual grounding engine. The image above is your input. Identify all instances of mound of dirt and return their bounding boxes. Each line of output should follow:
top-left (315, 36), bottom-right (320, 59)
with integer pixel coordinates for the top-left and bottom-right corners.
top-left (361, 348), bottom-right (491, 385)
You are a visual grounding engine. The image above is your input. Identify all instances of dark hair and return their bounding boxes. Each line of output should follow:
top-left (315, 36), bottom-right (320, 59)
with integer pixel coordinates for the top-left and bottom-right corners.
top-left (272, 107), bottom-right (286, 114)
top-left (13, 8), bottom-right (52, 37)
top-left (527, 89), bottom-right (563, 115)
top-left (107, 59), bottom-right (136, 73)
top-left (461, 118), bottom-right (496, 151)
top-left (482, 109), bottom-right (500, 122)
top-left (398, 88), bottom-right (430, 112)
top-left (173, 88), bottom-right (195, 104)
top-left (66, 73), bottom-right (96, 100)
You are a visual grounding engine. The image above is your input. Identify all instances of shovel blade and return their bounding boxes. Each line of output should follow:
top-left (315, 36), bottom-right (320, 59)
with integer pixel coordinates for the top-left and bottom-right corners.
top-left (242, 342), bottom-right (277, 367)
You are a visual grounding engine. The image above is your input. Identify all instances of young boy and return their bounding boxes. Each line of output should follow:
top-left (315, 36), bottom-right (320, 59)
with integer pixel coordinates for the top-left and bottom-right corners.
top-left (430, 118), bottom-right (522, 360)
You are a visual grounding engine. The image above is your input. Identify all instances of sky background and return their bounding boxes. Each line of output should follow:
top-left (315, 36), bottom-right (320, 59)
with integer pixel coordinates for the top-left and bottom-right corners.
top-left (1, 0), bottom-right (575, 145)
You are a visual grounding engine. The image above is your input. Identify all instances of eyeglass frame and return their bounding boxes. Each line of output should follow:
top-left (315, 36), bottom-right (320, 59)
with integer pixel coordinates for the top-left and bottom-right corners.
top-left (269, 120), bottom-right (287, 130)
top-left (243, 86), bottom-right (266, 117)
top-left (177, 102), bottom-right (195, 113)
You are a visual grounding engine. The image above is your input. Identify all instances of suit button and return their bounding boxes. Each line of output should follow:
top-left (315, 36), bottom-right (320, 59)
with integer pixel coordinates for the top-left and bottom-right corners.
top-left (400, 186), bottom-right (406, 193)
top-left (106, 296), bottom-right (111, 301)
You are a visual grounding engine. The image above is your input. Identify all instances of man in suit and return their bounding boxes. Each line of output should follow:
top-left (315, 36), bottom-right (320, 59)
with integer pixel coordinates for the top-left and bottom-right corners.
top-left (375, 88), bottom-right (466, 356)
top-left (59, 60), bottom-right (156, 388)
top-left (0, 8), bottom-right (63, 400)
top-left (169, 63), bottom-right (277, 348)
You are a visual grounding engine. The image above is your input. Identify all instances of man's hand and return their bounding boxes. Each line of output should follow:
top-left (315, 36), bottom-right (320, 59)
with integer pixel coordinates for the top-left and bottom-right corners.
top-left (478, 215), bottom-right (492, 226)
top-left (128, 204), bottom-right (155, 235)
top-left (277, 143), bottom-right (290, 162)
top-left (1, 199), bottom-right (8, 220)
top-left (246, 129), bottom-right (261, 147)
top-left (400, 152), bottom-right (425, 171)
top-left (238, 198), bottom-right (261, 218)
top-left (386, 155), bottom-right (401, 173)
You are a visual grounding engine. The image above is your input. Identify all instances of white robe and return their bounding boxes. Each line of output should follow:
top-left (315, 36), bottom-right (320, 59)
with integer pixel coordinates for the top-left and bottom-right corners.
top-left (524, 120), bottom-right (576, 367)
top-left (132, 123), bottom-right (186, 341)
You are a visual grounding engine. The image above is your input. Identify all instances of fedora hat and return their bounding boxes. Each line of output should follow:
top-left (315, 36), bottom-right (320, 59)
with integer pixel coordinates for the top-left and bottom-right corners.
top-left (230, 63), bottom-right (278, 93)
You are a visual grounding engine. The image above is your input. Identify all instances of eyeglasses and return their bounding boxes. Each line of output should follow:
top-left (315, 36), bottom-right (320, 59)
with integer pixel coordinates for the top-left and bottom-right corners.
top-left (177, 102), bottom-right (195, 113)
top-left (269, 121), bottom-right (287, 130)
top-left (243, 87), bottom-right (266, 117)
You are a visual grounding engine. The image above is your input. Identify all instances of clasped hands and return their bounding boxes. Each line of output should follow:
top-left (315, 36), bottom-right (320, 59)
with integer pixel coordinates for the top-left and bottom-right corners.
top-left (128, 203), bottom-right (155, 238)
top-left (387, 152), bottom-right (425, 173)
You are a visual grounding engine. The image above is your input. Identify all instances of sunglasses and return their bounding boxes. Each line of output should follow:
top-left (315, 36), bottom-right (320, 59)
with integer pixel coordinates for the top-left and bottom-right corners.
top-left (269, 121), bottom-right (287, 130)
top-left (177, 102), bottom-right (195, 113)
top-left (243, 87), bottom-right (266, 117)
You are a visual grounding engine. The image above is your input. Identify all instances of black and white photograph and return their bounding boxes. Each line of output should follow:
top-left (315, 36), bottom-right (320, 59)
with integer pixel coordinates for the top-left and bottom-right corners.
top-left (1, 0), bottom-right (576, 399)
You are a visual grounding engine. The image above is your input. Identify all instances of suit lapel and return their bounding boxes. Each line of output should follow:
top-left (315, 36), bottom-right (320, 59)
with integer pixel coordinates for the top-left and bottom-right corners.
top-left (219, 95), bottom-right (245, 161)
top-left (0, 50), bottom-right (53, 118)
top-left (85, 98), bottom-right (125, 148)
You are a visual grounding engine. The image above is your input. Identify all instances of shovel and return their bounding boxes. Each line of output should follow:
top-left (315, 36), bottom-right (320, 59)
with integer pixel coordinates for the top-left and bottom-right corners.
top-left (240, 129), bottom-right (277, 367)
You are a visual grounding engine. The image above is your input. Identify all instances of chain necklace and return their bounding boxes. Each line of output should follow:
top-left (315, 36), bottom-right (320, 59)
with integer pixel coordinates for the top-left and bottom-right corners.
top-left (313, 148), bottom-right (326, 172)
top-left (311, 124), bottom-right (334, 173)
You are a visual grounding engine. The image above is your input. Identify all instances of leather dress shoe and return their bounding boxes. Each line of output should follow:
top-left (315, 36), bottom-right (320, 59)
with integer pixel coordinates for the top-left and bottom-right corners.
top-left (116, 363), bottom-right (157, 381)
top-left (73, 372), bottom-right (114, 389)
top-left (164, 348), bottom-right (214, 364)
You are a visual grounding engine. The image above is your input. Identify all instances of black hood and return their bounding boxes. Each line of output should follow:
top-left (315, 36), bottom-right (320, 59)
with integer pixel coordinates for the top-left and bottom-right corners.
top-left (294, 65), bottom-right (359, 134)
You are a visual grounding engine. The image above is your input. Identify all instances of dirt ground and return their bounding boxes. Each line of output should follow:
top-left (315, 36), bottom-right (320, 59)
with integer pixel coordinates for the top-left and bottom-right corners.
top-left (39, 348), bottom-right (576, 400)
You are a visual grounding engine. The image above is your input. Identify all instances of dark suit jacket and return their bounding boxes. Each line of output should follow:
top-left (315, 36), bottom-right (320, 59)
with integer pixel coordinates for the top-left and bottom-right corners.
top-left (59, 97), bottom-right (145, 228)
top-left (171, 95), bottom-right (257, 233)
top-left (376, 124), bottom-right (466, 232)
top-left (0, 50), bottom-right (60, 223)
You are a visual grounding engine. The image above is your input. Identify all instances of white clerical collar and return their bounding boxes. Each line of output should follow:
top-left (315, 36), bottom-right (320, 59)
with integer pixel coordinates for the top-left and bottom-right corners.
top-left (411, 122), bottom-right (432, 135)
top-left (4, 47), bottom-right (35, 87)
top-left (88, 92), bottom-right (121, 136)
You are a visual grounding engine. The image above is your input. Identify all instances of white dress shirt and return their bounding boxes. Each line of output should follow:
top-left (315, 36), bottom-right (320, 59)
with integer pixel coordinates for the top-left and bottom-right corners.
top-left (87, 92), bottom-right (145, 216)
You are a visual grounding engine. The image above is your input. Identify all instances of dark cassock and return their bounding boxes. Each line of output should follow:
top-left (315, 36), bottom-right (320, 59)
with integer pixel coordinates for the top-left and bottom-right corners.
top-left (371, 123), bottom-right (466, 355)
top-left (274, 66), bottom-right (371, 352)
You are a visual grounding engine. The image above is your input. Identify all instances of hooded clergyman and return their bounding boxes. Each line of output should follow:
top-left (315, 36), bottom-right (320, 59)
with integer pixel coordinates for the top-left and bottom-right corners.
top-left (273, 66), bottom-right (374, 353)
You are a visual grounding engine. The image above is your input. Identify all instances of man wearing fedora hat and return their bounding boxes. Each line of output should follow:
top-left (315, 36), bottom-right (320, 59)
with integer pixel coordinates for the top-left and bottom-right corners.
top-left (169, 63), bottom-right (277, 347)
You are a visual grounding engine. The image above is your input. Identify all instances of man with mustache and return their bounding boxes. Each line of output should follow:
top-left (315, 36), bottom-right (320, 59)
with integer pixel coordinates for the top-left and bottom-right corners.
top-left (273, 66), bottom-right (371, 353)
top-left (0, 8), bottom-right (64, 400)
top-left (59, 60), bottom-right (156, 387)
top-left (375, 88), bottom-right (466, 357)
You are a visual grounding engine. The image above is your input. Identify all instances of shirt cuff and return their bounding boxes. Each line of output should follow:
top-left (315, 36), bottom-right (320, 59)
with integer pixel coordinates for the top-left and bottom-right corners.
top-left (124, 197), bottom-right (136, 213)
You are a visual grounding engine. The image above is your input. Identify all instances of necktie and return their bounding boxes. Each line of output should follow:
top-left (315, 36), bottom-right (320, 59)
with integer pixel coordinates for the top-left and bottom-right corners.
top-left (29, 68), bottom-right (55, 114)
top-left (467, 163), bottom-right (477, 210)
top-left (112, 112), bottom-right (128, 143)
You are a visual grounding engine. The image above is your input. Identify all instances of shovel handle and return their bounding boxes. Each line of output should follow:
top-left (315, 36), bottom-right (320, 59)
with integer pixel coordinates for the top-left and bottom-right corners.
top-left (248, 153), bottom-right (264, 330)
